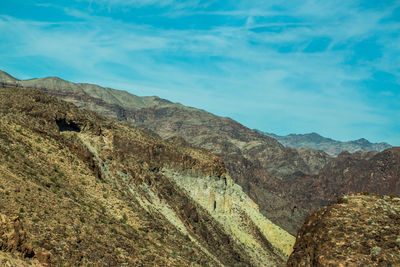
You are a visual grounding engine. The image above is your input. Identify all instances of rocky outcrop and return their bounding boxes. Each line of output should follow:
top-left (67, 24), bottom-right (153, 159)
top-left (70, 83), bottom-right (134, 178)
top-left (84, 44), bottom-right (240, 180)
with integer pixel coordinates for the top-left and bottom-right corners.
top-left (0, 214), bottom-right (34, 258)
top-left (287, 194), bottom-right (400, 266)
top-left (0, 214), bottom-right (51, 266)
top-left (162, 169), bottom-right (295, 260)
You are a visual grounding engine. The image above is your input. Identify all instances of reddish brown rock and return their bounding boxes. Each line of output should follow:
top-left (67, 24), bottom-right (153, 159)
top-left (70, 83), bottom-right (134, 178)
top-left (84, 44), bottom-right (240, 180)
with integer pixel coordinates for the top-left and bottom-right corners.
top-left (287, 194), bottom-right (400, 266)
top-left (34, 251), bottom-right (52, 267)
top-left (0, 214), bottom-right (52, 266)
top-left (0, 214), bottom-right (34, 258)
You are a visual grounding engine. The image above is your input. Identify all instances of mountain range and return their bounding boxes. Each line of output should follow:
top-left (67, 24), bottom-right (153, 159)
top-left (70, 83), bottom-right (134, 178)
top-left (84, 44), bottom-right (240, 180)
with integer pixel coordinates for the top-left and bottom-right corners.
top-left (0, 86), bottom-right (294, 266)
top-left (0, 72), bottom-right (400, 239)
top-left (264, 132), bottom-right (391, 156)
top-left (1, 70), bottom-right (399, 238)
top-left (1, 70), bottom-right (400, 265)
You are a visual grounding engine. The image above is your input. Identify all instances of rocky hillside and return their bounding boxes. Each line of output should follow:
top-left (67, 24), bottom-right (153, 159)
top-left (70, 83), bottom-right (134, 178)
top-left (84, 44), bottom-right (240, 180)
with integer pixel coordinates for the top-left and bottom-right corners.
top-left (282, 148), bottom-right (400, 233)
top-left (0, 71), bottom-right (333, 234)
top-left (0, 86), bottom-right (294, 266)
top-left (264, 132), bottom-right (391, 156)
top-left (288, 193), bottom-right (400, 266)
top-left (1, 71), bottom-right (399, 238)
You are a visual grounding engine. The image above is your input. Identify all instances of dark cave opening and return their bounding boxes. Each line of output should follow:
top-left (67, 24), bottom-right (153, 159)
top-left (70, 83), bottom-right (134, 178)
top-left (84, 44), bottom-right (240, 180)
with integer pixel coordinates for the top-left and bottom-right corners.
top-left (56, 118), bottom-right (81, 132)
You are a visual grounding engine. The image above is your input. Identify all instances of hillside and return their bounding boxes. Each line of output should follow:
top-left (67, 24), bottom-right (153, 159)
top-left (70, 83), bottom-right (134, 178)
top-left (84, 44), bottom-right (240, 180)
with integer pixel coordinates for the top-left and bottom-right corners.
top-left (288, 193), bottom-right (400, 266)
top-left (0, 86), bottom-right (294, 266)
top-left (0, 71), bottom-right (333, 234)
top-left (1, 71), bottom-right (399, 238)
top-left (264, 132), bottom-right (391, 156)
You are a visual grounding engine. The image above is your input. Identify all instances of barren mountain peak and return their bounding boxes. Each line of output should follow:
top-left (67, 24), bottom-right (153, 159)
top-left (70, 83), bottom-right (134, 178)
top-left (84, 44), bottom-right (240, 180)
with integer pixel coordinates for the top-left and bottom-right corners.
top-left (0, 70), bottom-right (19, 82)
top-left (264, 131), bottom-right (391, 156)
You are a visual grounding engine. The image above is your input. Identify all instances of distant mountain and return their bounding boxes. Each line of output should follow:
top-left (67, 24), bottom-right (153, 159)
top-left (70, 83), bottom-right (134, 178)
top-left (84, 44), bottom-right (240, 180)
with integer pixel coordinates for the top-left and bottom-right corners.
top-left (1, 70), bottom-right (399, 239)
top-left (0, 86), bottom-right (293, 266)
top-left (264, 132), bottom-right (391, 156)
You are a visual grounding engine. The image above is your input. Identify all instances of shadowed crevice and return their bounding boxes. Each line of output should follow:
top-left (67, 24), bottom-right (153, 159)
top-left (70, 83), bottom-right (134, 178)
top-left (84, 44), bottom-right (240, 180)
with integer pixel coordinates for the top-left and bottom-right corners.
top-left (56, 118), bottom-right (81, 132)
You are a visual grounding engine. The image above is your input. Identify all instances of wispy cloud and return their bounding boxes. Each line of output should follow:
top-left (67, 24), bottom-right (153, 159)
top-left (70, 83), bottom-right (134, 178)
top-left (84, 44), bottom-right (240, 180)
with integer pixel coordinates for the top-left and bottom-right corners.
top-left (76, 0), bottom-right (206, 9)
top-left (0, 0), bottom-right (399, 144)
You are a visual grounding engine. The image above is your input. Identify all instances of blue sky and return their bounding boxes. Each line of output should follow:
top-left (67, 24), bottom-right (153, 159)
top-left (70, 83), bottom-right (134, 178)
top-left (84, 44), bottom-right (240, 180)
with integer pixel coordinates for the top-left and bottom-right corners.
top-left (1, 0), bottom-right (399, 145)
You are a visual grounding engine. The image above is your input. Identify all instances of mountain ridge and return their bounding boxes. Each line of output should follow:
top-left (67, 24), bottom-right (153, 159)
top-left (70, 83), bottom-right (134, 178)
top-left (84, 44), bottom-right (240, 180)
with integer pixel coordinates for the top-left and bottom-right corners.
top-left (0, 70), bottom-right (175, 111)
top-left (0, 86), bottom-right (294, 266)
top-left (264, 132), bottom-right (391, 156)
top-left (1, 70), bottom-right (399, 238)
top-left (1, 70), bottom-right (390, 154)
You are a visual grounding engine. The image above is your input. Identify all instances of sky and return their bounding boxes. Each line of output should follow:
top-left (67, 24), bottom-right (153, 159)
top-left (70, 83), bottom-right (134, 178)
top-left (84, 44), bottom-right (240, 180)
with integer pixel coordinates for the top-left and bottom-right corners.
top-left (1, 0), bottom-right (399, 145)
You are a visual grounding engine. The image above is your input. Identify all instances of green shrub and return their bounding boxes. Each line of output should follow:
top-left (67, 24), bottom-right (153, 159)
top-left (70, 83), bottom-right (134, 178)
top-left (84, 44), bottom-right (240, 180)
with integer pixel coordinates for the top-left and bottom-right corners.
top-left (100, 205), bottom-right (106, 213)
top-left (120, 213), bottom-right (128, 224)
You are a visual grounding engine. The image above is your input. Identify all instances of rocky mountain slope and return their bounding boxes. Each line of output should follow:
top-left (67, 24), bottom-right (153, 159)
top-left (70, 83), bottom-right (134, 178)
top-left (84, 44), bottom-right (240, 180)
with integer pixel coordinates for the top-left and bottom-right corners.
top-left (264, 132), bottom-right (391, 156)
top-left (0, 71), bottom-right (333, 234)
top-left (0, 86), bottom-right (294, 266)
top-left (288, 193), bottom-right (400, 266)
top-left (282, 148), bottom-right (400, 232)
top-left (1, 71), bottom-right (399, 238)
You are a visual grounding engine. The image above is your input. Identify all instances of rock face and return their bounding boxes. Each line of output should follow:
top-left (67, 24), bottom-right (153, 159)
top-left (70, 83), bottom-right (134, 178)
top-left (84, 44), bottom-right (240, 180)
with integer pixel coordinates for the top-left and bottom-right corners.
top-left (0, 86), bottom-right (292, 266)
top-left (264, 132), bottom-right (391, 156)
top-left (0, 214), bottom-right (51, 266)
top-left (287, 194), bottom-right (400, 266)
top-left (1, 70), bottom-right (399, 237)
top-left (0, 214), bottom-right (34, 258)
top-left (162, 169), bottom-right (295, 259)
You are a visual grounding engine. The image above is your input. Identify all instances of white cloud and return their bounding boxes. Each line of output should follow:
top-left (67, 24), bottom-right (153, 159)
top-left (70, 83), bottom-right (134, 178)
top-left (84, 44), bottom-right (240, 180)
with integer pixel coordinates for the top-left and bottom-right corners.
top-left (76, 0), bottom-right (205, 9)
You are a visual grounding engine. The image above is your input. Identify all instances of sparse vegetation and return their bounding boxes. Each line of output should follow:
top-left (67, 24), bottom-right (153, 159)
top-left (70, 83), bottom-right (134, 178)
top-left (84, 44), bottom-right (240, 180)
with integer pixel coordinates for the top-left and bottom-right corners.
top-left (288, 194), bottom-right (400, 265)
top-left (0, 86), bottom-right (295, 266)
top-left (120, 213), bottom-right (128, 224)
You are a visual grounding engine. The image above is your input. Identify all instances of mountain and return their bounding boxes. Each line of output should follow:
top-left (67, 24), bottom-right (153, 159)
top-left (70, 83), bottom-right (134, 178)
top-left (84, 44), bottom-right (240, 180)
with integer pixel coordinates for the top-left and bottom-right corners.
top-left (288, 193), bottom-right (400, 266)
top-left (0, 86), bottom-right (294, 266)
top-left (1, 71), bottom-right (399, 238)
top-left (281, 147), bottom-right (400, 246)
top-left (0, 71), bottom-right (335, 234)
top-left (264, 132), bottom-right (391, 156)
